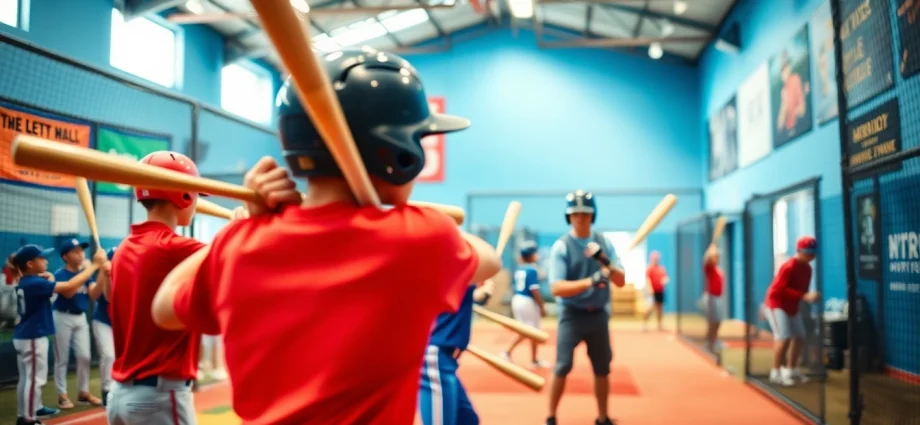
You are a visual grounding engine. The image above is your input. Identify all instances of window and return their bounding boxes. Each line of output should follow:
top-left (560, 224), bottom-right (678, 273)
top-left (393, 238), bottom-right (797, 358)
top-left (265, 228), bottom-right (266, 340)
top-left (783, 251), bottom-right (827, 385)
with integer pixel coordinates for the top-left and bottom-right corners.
top-left (221, 62), bottom-right (274, 125)
top-left (311, 4), bottom-right (438, 53)
top-left (0, 0), bottom-right (19, 28)
top-left (110, 8), bottom-right (178, 88)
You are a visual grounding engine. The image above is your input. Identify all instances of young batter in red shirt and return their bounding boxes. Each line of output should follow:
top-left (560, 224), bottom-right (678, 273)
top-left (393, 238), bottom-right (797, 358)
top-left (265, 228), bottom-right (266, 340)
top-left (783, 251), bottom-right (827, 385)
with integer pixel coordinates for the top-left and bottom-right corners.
top-left (642, 251), bottom-right (668, 332)
top-left (105, 151), bottom-right (265, 425)
top-left (150, 49), bottom-right (501, 425)
top-left (764, 236), bottom-right (819, 387)
top-left (702, 246), bottom-right (725, 352)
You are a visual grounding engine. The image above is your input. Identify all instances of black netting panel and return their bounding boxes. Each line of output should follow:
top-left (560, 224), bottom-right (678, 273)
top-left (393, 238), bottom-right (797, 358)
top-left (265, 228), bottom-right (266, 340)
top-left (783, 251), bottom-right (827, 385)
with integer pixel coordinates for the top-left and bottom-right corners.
top-left (676, 215), bottom-right (711, 352)
top-left (832, 0), bottom-right (920, 422)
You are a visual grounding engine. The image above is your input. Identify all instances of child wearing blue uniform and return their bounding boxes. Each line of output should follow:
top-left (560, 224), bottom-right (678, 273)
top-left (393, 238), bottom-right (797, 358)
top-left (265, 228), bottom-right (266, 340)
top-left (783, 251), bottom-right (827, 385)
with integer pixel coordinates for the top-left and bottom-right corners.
top-left (12, 244), bottom-right (104, 425)
top-left (90, 247), bottom-right (116, 407)
top-left (418, 280), bottom-right (494, 425)
top-left (52, 239), bottom-right (104, 409)
top-left (500, 241), bottom-right (548, 367)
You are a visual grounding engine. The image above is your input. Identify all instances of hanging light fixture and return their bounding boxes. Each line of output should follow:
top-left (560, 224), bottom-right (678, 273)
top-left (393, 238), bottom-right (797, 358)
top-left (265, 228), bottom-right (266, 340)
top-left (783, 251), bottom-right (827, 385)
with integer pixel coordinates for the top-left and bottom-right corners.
top-left (648, 42), bottom-right (663, 59)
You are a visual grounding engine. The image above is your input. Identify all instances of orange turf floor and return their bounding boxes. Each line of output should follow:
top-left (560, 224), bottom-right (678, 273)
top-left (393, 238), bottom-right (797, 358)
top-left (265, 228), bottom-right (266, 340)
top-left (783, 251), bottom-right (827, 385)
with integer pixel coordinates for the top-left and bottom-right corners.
top-left (44, 322), bottom-right (806, 425)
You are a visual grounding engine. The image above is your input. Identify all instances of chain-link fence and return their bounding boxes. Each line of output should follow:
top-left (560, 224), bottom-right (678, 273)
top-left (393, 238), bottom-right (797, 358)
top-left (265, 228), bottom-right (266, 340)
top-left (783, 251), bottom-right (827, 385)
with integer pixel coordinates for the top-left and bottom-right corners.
top-left (830, 0), bottom-right (920, 423)
top-left (674, 212), bottom-right (740, 364)
top-left (0, 30), bottom-right (276, 386)
top-left (742, 179), bottom-right (825, 423)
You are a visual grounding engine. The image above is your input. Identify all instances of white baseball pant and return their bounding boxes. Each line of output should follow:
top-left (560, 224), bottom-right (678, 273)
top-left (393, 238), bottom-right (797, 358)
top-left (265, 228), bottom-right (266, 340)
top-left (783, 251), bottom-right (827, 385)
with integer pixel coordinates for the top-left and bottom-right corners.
top-left (52, 310), bottom-right (91, 395)
top-left (14, 337), bottom-right (49, 421)
top-left (107, 378), bottom-right (197, 425)
top-left (511, 295), bottom-right (541, 328)
top-left (92, 320), bottom-right (115, 392)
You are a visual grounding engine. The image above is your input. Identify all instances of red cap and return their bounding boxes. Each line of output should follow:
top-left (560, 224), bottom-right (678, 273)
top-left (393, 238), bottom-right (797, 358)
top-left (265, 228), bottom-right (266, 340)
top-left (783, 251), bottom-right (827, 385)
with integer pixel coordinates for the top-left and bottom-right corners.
top-left (134, 151), bottom-right (205, 209)
top-left (796, 236), bottom-right (817, 254)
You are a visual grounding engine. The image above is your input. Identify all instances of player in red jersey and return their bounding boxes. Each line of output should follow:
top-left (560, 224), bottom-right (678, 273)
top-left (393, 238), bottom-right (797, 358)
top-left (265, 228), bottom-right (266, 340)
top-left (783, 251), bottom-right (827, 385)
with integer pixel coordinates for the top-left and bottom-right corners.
top-left (642, 251), bottom-right (668, 332)
top-left (105, 151), bottom-right (280, 425)
top-left (151, 49), bottom-right (501, 425)
top-left (764, 236), bottom-right (819, 387)
top-left (702, 246), bottom-right (725, 353)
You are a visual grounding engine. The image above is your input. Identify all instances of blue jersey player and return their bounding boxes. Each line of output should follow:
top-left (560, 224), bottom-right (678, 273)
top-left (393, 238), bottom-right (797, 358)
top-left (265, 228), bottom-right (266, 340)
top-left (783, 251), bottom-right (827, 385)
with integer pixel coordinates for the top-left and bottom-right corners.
top-left (52, 238), bottom-right (104, 409)
top-left (12, 244), bottom-right (104, 425)
top-left (500, 241), bottom-right (548, 367)
top-left (418, 280), bottom-right (494, 425)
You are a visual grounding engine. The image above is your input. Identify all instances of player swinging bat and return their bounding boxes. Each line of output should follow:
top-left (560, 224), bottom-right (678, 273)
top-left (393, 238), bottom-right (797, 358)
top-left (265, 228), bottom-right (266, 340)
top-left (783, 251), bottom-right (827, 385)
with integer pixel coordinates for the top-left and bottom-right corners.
top-left (51, 177), bottom-right (108, 410)
top-left (147, 19), bottom-right (501, 425)
top-left (702, 216), bottom-right (727, 354)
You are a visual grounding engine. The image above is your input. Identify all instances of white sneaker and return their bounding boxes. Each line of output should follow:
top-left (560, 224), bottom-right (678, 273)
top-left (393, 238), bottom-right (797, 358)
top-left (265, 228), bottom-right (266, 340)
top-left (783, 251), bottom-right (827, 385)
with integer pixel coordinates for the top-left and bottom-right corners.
top-left (791, 369), bottom-right (811, 384)
top-left (499, 352), bottom-right (511, 362)
top-left (532, 359), bottom-right (551, 369)
top-left (769, 369), bottom-right (795, 387)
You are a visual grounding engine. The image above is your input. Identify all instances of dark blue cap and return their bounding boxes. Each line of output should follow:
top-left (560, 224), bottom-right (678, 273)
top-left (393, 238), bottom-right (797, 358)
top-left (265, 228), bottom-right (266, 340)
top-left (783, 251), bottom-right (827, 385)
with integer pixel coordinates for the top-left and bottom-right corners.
top-left (59, 238), bottom-right (89, 256)
top-left (13, 244), bottom-right (55, 269)
top-left (520, 240), bottom-right (538, 257)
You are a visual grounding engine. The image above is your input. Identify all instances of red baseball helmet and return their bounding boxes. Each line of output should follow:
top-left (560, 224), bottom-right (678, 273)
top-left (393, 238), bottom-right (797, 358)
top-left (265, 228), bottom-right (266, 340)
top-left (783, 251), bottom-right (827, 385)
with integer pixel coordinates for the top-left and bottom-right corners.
top-left (796, 236), bottom-right (817, 254)
top-left (134, 151), bottom-right (204, 209)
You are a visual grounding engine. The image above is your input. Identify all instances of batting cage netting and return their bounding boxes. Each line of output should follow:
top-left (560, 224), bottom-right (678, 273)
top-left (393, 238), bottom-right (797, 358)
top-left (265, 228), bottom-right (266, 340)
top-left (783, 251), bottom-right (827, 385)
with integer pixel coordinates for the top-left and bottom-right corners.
top-left (0, 30), bottom-right (277, 385)
top-left (832, 0), bottom-right (920, 423)
top-left (743, 179), bottom-right (825, 422)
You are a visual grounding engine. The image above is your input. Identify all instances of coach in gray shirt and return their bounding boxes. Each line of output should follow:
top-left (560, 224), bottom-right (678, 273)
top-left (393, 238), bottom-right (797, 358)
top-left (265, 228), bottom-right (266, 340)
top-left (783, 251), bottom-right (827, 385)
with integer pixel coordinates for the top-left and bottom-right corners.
top-left (544, 190), bottom-right (625, 425)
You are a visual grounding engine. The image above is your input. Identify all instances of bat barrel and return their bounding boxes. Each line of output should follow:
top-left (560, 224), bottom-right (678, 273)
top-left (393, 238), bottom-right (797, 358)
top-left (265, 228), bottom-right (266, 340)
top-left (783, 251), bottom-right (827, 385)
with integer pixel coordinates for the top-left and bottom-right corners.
top-left (472, 305), bottom-right (549, 343)
top-left (466, 345), bottom-right (545, 391)
top-left (12, 135), bottom-right (259, 203)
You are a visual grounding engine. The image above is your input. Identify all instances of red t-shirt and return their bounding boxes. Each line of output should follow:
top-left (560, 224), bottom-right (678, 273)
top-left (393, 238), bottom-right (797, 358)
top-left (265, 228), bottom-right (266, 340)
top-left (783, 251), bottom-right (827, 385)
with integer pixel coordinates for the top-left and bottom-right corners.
top-left (782, 74), bottom-right (804, 130)
top-left (704, 263), bottom-right (723, 297)
top-left (172, 202), bottom-right (479, 425)
top-left (646, 265), bottom-right (667, 294)
top-left (765, 258), bottom-right (812, 315)
top-left (110, 221), bottom-right (206, 382)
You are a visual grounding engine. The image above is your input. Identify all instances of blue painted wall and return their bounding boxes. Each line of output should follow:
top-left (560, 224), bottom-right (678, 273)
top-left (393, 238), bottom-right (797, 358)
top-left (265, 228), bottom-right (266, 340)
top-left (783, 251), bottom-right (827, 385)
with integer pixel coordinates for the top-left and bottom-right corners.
top-left (701, 0), bottom-right (920, 375)
top-left (403, 28), bottom-right (705, 312)
top-left (699, 0), bottom-right (847, 320)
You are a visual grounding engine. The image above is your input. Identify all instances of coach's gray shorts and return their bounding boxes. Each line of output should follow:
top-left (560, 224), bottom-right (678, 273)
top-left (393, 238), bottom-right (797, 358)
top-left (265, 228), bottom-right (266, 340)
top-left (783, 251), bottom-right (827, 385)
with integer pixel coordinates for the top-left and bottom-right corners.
top-left (554, 307), bottom-right (612, 377)
top-left (107, 378), bottom-right (197, 425)
top-left (764, 307), bottom-right (806, 341)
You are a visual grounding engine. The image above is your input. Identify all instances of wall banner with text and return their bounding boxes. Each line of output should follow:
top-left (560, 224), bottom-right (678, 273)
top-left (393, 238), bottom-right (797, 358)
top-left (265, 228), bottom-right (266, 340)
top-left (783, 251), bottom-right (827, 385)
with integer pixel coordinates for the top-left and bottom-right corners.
top-left (0, 104), bottom-right (92, 189)
top-left (810, 1), bottom-right (840, 124)
top-left (708, 97), bottom-right (739, 181)
top-left (846, 98), bottom-right (901, 171)
top-left (737, 63), bottom-right (773, 167)
top-left (857, 189), bottom-right (882, 280)
top-left (770, 25), bottom-right (814, 148)
top-left (839, 0), bottom-right (894, 108)
top-left (95, 127), bottom-right (171, 195)
top-left (417, 97), bottom-right (446, 183)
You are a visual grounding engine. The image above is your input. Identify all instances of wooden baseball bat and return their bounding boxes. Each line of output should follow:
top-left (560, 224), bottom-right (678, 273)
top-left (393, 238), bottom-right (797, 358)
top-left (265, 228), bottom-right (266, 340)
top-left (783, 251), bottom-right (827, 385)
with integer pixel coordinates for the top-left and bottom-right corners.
top-left (249, 0), bottom-right (380, 208)
top-left (710, 215), bottom-right (727, 248)
top-left (494, 201), bottom-right (522, 256)
top-left (196, 199), bottom-right (233, 220)
top-left (626, 194), bottom-right (678, 252)
top-left (471, 201), bottom-right (543, 341)
top-left (11, 135), bottom-right (465, 224)
top-left (74, 177), bottom-right (102, 251)
top-left (465, 345), bottom-right (545, 391)
top-left (471, 305), bottom-right (549, 342)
